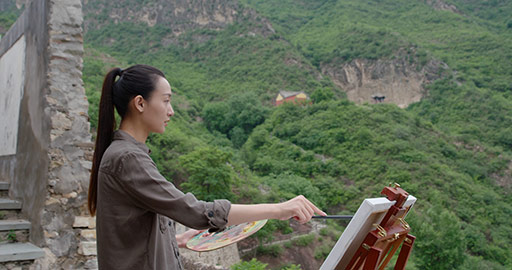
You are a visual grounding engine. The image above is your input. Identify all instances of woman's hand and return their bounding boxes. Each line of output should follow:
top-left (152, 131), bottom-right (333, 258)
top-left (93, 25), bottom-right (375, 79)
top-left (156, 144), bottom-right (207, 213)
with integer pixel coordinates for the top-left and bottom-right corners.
top-left (176, 229), bottom-right (204, 248)
top-left (277, 195), bottom-right (326, 224)
top-left (227, 195), bottom-right (326, 226)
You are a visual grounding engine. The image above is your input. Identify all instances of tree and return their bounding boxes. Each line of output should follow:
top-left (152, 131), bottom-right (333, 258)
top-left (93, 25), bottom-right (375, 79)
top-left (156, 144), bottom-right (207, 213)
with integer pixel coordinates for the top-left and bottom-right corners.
top-left (202, 92), bottom-right (269, 148)
top-left (263, 173), bottom-right (326, 209)
top-left (231, 258), bottom-right (267, 270)
top-left (201, 101), bottom-right (230, 134)
top-left (409, 208), bottom-right (466, 270)
top-left (311, 87), bottom-right (334, 103)
top-left (179, 146), bottom-right (235, 201)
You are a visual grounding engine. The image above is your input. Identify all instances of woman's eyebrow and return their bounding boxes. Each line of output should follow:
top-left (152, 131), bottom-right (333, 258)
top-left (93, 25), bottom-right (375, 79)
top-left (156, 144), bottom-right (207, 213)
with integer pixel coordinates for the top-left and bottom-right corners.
top-left (163, 93), bottom-right (172, 97)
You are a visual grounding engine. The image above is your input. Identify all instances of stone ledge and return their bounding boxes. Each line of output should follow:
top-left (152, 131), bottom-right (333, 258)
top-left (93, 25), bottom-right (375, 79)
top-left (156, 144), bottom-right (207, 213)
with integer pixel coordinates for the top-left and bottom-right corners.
top-left (0, 243), bottom-right (44, 262)
top-left (0, 199), bottom-right (21, 210)
top-left (0, 182), bottom-right (9, 191)
top-left (0, 220), bottom-right (30, 231)
top-left (73, 216), bottom-right (96, 228)
top-left (80, 229), bottom-right (96, 240)
top-left (78, 241), bottom-right (97, 256)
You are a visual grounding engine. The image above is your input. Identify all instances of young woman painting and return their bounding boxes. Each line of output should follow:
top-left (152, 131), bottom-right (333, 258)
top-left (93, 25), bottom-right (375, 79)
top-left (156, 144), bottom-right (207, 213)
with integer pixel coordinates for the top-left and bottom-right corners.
top-left (88, 64), bottom-right (326, 269)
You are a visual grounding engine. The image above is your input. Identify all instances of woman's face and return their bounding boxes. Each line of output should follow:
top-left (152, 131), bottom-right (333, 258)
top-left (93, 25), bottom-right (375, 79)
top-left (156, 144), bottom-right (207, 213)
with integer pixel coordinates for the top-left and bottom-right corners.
top-left (142, 76), bottom-right (174, 134)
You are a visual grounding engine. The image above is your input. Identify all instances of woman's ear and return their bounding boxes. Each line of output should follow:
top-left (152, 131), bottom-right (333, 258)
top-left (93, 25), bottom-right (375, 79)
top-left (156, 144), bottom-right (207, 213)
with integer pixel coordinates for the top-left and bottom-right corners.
top-left (133, 95), bottom-right (145, 113)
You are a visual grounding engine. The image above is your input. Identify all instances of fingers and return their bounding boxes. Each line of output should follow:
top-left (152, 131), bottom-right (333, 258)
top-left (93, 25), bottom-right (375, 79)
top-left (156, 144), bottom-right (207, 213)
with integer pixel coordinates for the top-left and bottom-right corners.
top-left (179, 229), bottom-right (204, 248)
top-left (306, 197), bottom-right (327, 216)
top-left (291, 195), bottom-right (326, 224)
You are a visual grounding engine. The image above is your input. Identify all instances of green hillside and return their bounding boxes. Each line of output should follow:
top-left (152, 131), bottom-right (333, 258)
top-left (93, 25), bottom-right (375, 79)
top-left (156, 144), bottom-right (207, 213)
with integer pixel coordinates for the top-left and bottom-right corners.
top-left (0, 1), bottom-right (21, 35)
top-left (242, 0), bottom-right (512, 147)
top-left (3, 0), bottom-right (511, 269)
top-left (83, 0), bottom-right (512, 269)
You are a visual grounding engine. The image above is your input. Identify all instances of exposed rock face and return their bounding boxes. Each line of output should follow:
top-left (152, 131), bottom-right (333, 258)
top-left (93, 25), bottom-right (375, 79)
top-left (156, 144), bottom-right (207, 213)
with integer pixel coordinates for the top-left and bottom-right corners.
top-left (83, 0), bottom-right (275, 45)
top-left (321, 55), bottom-right (448, 108)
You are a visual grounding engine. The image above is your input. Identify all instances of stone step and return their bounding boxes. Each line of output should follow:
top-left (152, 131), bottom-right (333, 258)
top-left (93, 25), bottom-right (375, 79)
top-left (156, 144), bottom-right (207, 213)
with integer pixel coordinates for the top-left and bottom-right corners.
top-left (0, 199), bottom-right (21, 210)
top-left (0, 220), bottom-right (30, 231)
top-left (0, 182), bottom-right (8, 190)
top-left (0, 242), bottom-right (44, 262)
top-left (0, 182), bottom-right (9, 197)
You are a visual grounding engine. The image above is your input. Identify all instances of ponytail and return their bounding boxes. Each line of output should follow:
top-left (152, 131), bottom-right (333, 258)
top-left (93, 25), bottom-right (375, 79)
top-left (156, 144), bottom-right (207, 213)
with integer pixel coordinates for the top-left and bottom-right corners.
top-left (88, 64), bottom-right (165, 216)
top-left (88, 68), bottom-right (122, 216)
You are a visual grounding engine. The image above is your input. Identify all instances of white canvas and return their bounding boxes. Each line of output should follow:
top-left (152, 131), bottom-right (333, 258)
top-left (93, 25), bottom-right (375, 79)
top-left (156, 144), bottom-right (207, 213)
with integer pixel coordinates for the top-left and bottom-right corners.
top-left (320, 195), bottom-right (416, 270)
top-left (0, 35), bottom-right (26, 156)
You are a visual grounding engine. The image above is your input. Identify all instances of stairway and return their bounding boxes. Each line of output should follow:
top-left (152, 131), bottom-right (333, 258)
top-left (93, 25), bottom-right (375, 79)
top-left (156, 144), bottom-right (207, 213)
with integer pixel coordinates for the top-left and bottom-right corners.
top-left (0, 182), bottom-right (44, 265)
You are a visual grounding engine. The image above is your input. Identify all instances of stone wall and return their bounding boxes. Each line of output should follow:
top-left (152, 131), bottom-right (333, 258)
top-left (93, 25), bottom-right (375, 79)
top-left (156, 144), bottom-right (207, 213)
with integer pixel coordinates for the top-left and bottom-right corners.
top-left (41, 0), bottom-right (95, 268)
top-left (0, 0), bottom-right (95, 268)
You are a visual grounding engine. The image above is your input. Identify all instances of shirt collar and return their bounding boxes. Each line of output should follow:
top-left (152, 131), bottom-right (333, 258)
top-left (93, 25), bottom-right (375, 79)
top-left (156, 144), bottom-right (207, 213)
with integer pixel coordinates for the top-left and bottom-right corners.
top-left (113, 130), bottom-right (151, 154)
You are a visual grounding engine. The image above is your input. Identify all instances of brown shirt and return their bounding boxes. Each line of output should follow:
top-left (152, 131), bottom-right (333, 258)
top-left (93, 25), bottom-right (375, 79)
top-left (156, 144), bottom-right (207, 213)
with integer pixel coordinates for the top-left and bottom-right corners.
top-left (97, 130), bottom-right (231, 270)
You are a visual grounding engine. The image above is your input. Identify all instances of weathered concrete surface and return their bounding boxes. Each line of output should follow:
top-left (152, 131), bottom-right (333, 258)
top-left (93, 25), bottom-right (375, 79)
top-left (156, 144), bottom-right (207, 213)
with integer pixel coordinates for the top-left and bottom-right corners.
top-left (0, 35), bottom-right (25, 156)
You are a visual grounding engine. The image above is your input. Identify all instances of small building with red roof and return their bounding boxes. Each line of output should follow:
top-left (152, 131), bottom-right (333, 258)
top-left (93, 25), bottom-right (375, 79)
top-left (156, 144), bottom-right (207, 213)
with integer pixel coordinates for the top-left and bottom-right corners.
top-left (275, 91), bottom-right (309, 106)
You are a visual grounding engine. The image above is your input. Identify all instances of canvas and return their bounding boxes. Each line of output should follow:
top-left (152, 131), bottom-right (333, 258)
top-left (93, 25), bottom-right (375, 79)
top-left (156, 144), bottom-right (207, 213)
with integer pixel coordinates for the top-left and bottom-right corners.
top-left (320, 195), bottom-right (417, 270)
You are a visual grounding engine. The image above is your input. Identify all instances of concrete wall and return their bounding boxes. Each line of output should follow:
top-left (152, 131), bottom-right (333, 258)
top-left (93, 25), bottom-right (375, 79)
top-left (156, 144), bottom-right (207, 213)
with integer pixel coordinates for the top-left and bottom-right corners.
top-left (0, 35), bottom-right (25, 156)
top-left (0, 0), bottom-right (51, 245)
top-left (0, 0), bottom-right (95, 268)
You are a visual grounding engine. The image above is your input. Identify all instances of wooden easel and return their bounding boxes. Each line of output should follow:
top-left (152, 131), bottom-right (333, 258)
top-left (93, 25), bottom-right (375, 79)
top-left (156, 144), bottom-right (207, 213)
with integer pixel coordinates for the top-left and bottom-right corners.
top-left (338, 184), bottom-right (415, 270)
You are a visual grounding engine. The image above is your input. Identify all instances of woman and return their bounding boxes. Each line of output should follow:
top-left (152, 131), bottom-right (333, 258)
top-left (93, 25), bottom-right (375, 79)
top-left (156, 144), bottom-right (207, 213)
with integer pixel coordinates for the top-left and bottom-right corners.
top-left (88, 64), bottom-right (326, 270)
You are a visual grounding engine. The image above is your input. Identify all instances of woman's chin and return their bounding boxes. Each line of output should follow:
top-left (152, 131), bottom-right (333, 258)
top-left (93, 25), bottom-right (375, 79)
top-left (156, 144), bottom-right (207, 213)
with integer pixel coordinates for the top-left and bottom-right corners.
top-left (154, 127), bottom-right (166, 134)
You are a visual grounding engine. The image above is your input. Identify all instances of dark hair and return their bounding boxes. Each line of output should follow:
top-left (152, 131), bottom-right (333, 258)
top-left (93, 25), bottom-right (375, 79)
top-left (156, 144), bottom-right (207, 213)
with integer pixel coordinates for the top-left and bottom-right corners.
top-left (88, 64), bottom-right (165, 216)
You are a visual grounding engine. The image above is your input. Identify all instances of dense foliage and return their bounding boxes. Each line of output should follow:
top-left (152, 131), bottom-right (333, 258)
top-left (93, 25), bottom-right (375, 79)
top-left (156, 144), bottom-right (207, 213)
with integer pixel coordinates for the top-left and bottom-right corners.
top-left (0, 1), bottom-right (21, 36)
top-left (3, 0), bottom-right (511, 268)
top-left (81, 0), bottom-right (512, 268)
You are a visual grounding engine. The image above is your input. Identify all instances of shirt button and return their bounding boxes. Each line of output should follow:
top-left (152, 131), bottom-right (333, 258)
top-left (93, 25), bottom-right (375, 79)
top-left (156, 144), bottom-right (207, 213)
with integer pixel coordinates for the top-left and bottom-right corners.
top-left (208, 211), bottom-right (214, 217)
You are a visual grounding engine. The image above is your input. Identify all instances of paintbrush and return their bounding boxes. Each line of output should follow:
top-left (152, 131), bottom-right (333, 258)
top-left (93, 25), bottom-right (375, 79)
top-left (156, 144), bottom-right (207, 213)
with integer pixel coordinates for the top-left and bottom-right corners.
top-left (312, 215), bottom-right (353, 220)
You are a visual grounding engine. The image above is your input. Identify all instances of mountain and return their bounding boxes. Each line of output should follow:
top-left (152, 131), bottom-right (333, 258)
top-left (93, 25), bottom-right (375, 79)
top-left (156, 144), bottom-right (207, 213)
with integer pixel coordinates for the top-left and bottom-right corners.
top-left (3, 0), bottom-right (511, 268)
top-left (83, 0), bottom-right (512, 269)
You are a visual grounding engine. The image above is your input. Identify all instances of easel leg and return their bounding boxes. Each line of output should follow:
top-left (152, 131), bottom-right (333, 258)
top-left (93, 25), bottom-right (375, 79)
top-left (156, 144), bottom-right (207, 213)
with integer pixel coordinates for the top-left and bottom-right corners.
top-left (395, 234), bottom-right (415, 270)
top-left (363, 247), bottom-right (382, 270)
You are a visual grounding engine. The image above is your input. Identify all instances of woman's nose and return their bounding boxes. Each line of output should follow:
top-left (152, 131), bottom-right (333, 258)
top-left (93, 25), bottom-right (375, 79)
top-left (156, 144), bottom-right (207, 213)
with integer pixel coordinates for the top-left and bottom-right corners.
top-left (168, 105), bottom-right (174, 117)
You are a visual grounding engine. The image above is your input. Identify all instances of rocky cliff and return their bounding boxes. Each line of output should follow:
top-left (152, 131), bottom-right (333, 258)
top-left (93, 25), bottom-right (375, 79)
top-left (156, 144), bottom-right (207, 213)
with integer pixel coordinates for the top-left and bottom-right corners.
top-left (321, 51), bottom-right (448, 108)
top-left (83, 0), bottom-right (275, 46)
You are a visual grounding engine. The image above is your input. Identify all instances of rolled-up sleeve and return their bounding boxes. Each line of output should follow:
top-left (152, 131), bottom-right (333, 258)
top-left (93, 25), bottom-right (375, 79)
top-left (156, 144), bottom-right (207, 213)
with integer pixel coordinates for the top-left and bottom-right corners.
top-left (113, 151), bottom-right (231, 231)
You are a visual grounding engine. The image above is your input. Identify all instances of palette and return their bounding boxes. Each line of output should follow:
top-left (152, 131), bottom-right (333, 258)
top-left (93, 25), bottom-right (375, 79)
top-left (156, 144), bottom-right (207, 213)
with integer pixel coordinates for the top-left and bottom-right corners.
top-left (186, 219), bottom-right (267, 251)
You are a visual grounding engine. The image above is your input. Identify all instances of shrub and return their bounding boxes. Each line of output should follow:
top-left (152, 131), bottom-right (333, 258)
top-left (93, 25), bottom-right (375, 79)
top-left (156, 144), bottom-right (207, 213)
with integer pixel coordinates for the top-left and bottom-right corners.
top-left (232, 258), bottom-right (268, 270)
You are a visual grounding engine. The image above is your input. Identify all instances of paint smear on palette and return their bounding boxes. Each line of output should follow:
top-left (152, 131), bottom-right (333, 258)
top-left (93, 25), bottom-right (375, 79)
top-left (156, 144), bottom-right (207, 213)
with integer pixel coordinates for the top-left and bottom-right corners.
top-left (186, 219), bottom-right (267, 251)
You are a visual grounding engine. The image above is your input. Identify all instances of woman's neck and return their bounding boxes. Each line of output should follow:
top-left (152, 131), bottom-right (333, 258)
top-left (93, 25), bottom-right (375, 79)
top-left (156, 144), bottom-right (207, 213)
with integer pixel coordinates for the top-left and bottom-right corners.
top-left (119, 119), bottom-right (149, 143)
